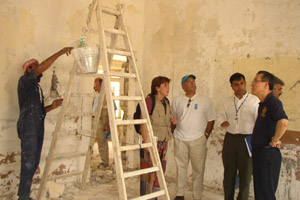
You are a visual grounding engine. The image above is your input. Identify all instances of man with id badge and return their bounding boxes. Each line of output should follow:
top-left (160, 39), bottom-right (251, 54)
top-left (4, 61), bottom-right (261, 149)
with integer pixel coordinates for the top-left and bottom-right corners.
top-left (172, 74), bottom-right (216, 200)
top-left (216, 73), bottom-right (259, 200)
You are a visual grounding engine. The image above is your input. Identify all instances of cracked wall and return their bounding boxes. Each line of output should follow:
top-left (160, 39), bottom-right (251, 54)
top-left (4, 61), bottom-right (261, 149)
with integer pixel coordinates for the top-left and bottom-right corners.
top-left (1, 0), bottom-right (300, 199)
top-left (142, 0), bottom-right (300, 199)
top-left (0, 0), bottom-right (145, 199)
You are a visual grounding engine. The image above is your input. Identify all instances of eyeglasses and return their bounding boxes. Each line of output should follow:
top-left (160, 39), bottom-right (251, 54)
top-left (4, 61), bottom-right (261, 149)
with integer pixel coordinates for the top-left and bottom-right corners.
top-left (252, 79), bottom-right (265, 84)
top-left (187, 99), bottom-right (192, 108)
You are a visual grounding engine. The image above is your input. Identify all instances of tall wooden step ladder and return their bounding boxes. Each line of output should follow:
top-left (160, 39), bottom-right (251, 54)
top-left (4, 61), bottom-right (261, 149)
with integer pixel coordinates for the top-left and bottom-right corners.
top-left (37, 0), bottom-right (170, 200)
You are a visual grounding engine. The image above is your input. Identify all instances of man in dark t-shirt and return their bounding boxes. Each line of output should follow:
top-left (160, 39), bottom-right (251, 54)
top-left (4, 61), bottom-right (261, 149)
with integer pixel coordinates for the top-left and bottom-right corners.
top-left (251, 71), bottom-right (289, 200)
top-left (17, 47), bottom-right (72, 200)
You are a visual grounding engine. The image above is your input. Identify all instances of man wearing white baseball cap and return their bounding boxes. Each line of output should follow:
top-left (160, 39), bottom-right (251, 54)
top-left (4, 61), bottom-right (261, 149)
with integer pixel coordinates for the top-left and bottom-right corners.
top-left (17, 47), bottom-right (72, 200)
top-left (172, 74), bottom-right (216, 200)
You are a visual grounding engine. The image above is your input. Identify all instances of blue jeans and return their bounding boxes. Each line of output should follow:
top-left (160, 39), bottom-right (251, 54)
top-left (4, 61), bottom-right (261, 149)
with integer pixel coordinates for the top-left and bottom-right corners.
top-left (17, 112), bottom-right (44, 197)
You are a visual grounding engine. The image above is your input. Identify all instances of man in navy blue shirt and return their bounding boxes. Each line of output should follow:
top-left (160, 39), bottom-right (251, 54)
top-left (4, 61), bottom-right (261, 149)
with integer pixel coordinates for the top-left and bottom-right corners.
top-left (17, 47), bottom-right (72, 200)
top-left (251, 71), bottom-right (289, 200)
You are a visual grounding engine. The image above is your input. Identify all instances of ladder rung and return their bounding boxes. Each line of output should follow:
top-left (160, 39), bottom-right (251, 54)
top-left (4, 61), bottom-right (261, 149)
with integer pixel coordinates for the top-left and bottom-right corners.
top-left (124, 167), bottom-right (159, 178)
top-left (109, 72), bottom-right (136, 78)
top-left (65, 112), bottom-right (94, 117)
top-left (58, 130), bottom-right (91, 136)
top-left (120, 143), bottom-right (152, 152)
top-left (52, 152), bottom-right (87, 160)
top-left (101, 6), bottom-right (121, 16)
top-left (104, 28), bottom-right (126, 35)
top-left (76, 71), bottom-right (137, 79)
top-left (107, 48), bottom-right (131, 56)
top-left (130, 190), bottom-right (166, 200)
top-left (113, 96), bottom-right (143, 101)
top-left (70, 93), bottom-right (97, 98)
top-left (46, 171), bottom-right (83, 181)
top-left (116, 119), bottom-right (147, 126)
top-left (76, 72), bottom-right (103, 78)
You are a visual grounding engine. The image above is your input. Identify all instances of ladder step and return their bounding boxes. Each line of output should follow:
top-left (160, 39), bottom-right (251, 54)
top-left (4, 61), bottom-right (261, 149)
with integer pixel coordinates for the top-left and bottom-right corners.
top-left (109, 72), bottom-right (137, 78)
top-left (70, 93), bottom-right (97, 98)
top-left (130, 190), bottom-right (166, 200)
top-left (64, 112), bottom-right (94, 117)
top-left (58, 130), bottom-right (91, 136)
top-left (101, 6), bottom-right (121, 16)
top-left (46, 171), bottom-right (83, 181)
top-left (52, 152), bottom-right (87, 160)
top-left (119, 143), bottom-right (152, 152)
top-left (76, 72), bottom-right (103, 78)
top-left (115, 119), bottom-right (147, 126)
top-left (77, 71), bottom-right (136, 79)
top-left (124, 167), bottom-right (159, 178)
top-left (107, 48), bottom-right (131, 56)
top-left (104, 28), bottom-right (126, 35)
top-left (113, 96), bottom-right (143, 101)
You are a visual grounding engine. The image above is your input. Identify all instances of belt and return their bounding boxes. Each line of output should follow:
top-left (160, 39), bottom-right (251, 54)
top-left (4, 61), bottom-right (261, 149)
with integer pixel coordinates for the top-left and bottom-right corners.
top-left (226, 132), bottom-right (251, 137)
top-left (252, 145), bottom-right (272, 150)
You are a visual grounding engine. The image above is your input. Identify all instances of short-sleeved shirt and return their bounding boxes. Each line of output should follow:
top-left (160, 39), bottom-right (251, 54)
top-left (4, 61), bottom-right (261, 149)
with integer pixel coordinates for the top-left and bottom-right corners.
top-left (251, 92), bottom-right (288, 148)
top-left (172, 93), bottom-right (216, 141)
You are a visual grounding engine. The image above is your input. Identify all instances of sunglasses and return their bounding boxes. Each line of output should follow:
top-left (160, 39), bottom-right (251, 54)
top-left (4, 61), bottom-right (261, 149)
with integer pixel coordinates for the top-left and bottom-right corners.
top-left (187, 99), bottom-right (192, 108)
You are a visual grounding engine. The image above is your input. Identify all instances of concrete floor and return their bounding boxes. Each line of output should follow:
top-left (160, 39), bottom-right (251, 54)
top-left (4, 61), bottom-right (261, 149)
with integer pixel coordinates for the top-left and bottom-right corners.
top-left (56, 143), bottom-right (224, 200)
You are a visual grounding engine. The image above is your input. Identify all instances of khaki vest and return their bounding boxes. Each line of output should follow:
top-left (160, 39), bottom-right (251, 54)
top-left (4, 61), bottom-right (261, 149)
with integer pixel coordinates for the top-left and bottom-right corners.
top-left (150, 96), bottom-right (172, 141)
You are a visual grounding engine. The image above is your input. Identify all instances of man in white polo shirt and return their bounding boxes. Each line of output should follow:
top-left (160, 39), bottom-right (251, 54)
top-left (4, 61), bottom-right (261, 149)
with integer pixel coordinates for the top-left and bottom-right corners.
top-left (172, 74), bottom-right (216, 200)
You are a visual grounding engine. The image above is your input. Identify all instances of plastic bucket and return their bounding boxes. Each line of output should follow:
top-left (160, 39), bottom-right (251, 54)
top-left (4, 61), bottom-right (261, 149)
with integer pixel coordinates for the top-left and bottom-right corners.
top-left (72, 46), bottom-right (100, 73)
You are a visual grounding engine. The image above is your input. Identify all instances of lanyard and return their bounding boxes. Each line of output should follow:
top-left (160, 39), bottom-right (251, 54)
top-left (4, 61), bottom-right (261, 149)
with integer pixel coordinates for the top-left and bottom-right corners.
top-left (234, 93), bottom-right (248, 120)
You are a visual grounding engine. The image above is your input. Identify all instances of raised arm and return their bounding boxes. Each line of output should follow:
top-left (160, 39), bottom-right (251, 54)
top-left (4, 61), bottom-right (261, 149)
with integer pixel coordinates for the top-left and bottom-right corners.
top-left (35, 47), bottom-right (73, 76)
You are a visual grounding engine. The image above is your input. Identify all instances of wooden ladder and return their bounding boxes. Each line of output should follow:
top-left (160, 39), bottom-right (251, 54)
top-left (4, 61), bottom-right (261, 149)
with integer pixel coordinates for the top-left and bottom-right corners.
top-left (37, 0), bottom-right (170, 200)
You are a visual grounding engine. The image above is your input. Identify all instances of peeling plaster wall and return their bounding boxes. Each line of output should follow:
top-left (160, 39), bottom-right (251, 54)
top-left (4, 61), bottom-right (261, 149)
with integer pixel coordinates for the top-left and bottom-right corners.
top-left (142, 0), bottom-right (300, 199)
top-left (0, 0), bottom-right (145, 199)
top-left (1, 0), bottom-right (300, 199)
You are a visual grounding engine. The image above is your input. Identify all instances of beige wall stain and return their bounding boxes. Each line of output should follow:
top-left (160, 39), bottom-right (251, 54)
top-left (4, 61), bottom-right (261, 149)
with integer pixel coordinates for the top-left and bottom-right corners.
top-left (125, 4), bottom-right (140, 15)
top-left (66, 9), bottom-right (87, 41)
top-left (203, 17), bottom-right (220, 38)
top-left (233, 41), bottom-right (248, 49)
